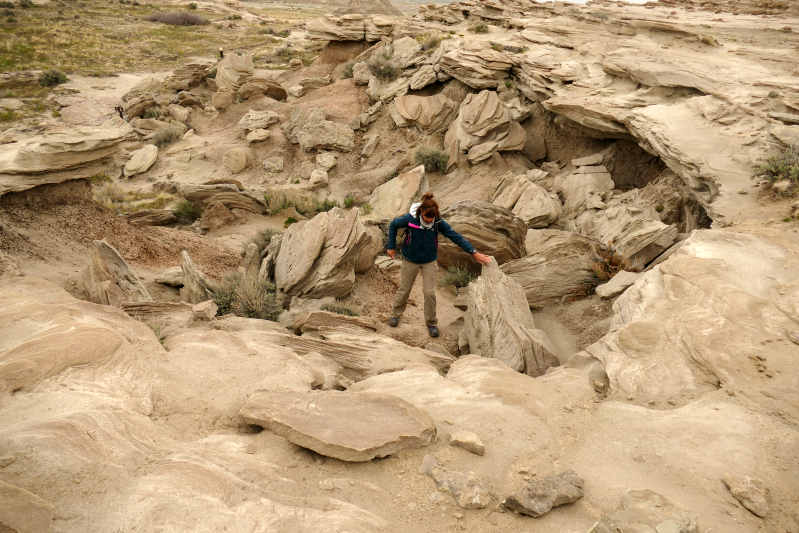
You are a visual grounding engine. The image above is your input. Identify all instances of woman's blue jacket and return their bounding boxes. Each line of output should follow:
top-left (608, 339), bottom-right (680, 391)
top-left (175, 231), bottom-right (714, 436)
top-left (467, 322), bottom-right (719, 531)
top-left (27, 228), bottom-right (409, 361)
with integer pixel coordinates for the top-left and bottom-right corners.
top-left (387, 213), bottom-right (475, 264)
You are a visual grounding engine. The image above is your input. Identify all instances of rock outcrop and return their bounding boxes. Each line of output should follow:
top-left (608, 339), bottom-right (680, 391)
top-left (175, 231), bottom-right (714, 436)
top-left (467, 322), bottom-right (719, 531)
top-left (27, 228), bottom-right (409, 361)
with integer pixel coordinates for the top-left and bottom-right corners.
top-left (239, 390), bottom-right (436, 461)
top-left (180, 250), bottom-right (217, 304)
top-left (589, 489), bottom-right (698, 533)
top-left (163, 59), bottom-right (215, 91)
top-left (283, 108), bottom-right (354, 153)
top-left (214, 54), bottom-right (254, 91)
top-left (123, 144), bottom-right (158, 177)
top-left (492, 172), bottom-right (561, 228)
top-left (439, 40), bottom-right (513, 89)
top-left (180, 182), bottom-right (267, 214)
top-left (83, 239), bottom-right (152, 307)
top-left (389, 94), bottom-right (458, 135)
top-left (503, 470), bottom-right (584, 517)
top-left (463, 259), bottom-right (558, 376)
top-left (365, 165), bottom-right (427, 223)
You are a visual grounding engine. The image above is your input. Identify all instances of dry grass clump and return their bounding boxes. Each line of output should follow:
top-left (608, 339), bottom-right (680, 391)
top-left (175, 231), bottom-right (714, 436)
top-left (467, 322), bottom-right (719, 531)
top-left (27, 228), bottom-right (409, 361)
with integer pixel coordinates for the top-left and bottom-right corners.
top-left (152, 128), bottom-right (182, 148)
top-left (757, 144), bottom-right (799, 197)
top-left (415, 148), bottom-right (449, 174)
top-left (341, 61), bottom-right (354, 79)
top-left (245, 227), bottom-right (281, 255)
top-left (213, 273), bottom-right (282, 321)
top-left (95, 182), bottom-right (126, 212)
top-left (570, 243), bottom-right (642, 300)
top-left (262, 188), bottom-right (316, 215)
top-left (367, 53), bottom-right (399, 82)
top-left (416, 33), bottom-right (441, 52)
top-left (144, 11), bottom-right (206, 26)
top-left (440, 266), bottom-right (475, 288)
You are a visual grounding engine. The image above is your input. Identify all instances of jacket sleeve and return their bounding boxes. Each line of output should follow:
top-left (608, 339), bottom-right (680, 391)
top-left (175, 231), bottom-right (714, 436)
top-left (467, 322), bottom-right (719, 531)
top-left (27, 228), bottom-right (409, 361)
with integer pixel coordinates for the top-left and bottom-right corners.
top-left (438, 219), bottom-right (475, 254)
top-left (387, 215), bottom-right (410, 250)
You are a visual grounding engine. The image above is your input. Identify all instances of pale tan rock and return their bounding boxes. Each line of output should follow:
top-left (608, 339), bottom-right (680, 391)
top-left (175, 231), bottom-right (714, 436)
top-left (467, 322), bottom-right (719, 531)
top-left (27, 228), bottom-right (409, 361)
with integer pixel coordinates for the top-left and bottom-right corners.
top-left (163, 59), bottom-right (215, 91)
top-left (123, 76), bottom-right (162, 101)
top-left (83, 239), bottom-right (152, 307)
top-left (366, 165), bottom-right (426, 223)
top-left (239, 390), bottom-right (436, 461)
top-left (307, 14), bottom-right (366, 41)
top-left (0, 478), bottom-right (55, 533)
top-left (288, 58), bottom-right (303, 70)
top-left (722, 474), bottom-right (769, 518)
top-left (263, 157), bottom-right (284, 172)
top-left (467, 141), bottom-right (498, 164)
top-left (299, 76), bottom-right (332, 90)
top-left (287, 85), bottom-right (304, 98)
top-left (238, 110), bottom-right (279, 132)
top-left (212, 87), bottom-right (235, 110)
top-left (180, 183), bottom-right (267, 214)
top-left (360, 135), bottom-right (379, 160)
top-left (439, 40), bottom-right (512, 89)
top-left (595, 271), bottom-right (642, 299)
top-left (589, 489), bottom-right (698, 533)
top-left (409, 64), bottom-right (437, 91)
top-left (155, 266), bottom-right (183, 286)
top-left (445, 90), bottom-right (525, 160)
top-left (121, 209), bottom-right (177, 226)
top-left (557, 171), bottom-right (615, 214)
top-left (242, 242), bottom-right (260, 280)
top-left (389, 94), bottom-right (458, 134)
top-left (222, 148), bottom-right (247, 173)
top-left (364, 14), bottom-right (397, 40)
top-left (463, 259), bottom-right (558, 376)
top-left (192, 300), bottom-right (218, 321)
top-left (292, 310), bottom-right (377, 334)
top-left (168, 104), bottom-right (190, 123)
top-left (572, 153), bottom-right (603, 167)
top-left (180, 250), bottom-right (218, 304)
top-left (246, 129), bottom-right (270, 144)
top-left (197, 202), bottom-right (238, 232)
top-left (353, 61), bottom-right (371, 85)
top-left (295, 118), bottom-right (355, 152)
top-left (437, 201), bottom-right (527, 269)
top-left (353, 225), bottom-right (382, 274)
top-left (124, 93), bottom-right (158, 119)
top-left (316, 152), bottom-right (337, 171)
top-left (237, 77), bottom-right (287, 101)
top-left (215, 54), bottom-right (254, 91)
top-left (379, 77), bottom-right (410, 103)
top-left (309, 169), bottom-right (329, 190)
top-left (449, 431), bottom-right (485, 456)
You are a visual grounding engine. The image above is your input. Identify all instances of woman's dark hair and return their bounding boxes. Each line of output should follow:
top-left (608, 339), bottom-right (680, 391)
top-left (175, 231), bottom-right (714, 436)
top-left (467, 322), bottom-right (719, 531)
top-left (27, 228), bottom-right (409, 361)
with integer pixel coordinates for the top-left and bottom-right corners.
top-left (416, 192), bottom-right (439, 219)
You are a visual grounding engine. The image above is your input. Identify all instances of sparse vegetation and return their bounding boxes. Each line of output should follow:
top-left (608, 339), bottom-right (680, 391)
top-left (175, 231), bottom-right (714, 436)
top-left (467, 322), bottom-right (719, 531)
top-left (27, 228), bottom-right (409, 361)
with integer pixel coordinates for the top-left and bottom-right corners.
top-left (88, 173), bottom-right (112, 183)
top-left (655, 204), bottom-right (664, 213)
top-left (284, 216), bottom-right (297, 228)
top-left (344, 194), bottom-right (355, 208)
top-left (441, 266), bottom-right (475, 289)
top-left (95, 182), bottom-right (126, 213)
top-left (590, 244), bottom-right (641, 283)
top-left (320, 303), bottom-right (358, 316)
top-left (416, 33), bottom-right (441, 52)
top-left (187, 2), bottom-right (196, 9)
top-left (144, 11), bottom-right (206, 26)
top-left (505, 80), bottom-right (512, 88)
top-left (245, 227), bottom-right (280, 255)
top-left (361, 203), bottom-right (372, 215)
top-left (262, 188), bottom-right (316, 215)
top-left (490, 42), bottom-right (526, 54)
top-left (415, 148), bottom-right (449, 174)
top-left (173, 199), bottom-right (201, 223)
top-left (143, 107), bottom-right (161, 119)
top-left (341, 61), bottom-right (354, 79)
top-left (469, 22), bottom-right (488, 33)
top-left (316, 198), bottom-right (340, 212)
top-left (757, 144), bottom-right (799, 196)
top-left (152, 127), bottom-right (182, 148)
top-left (227, 14), bottom-right (241, 20)
top-left (589, 12), bottom-right (609, 21)
top-left (38, 69), bottom-right (67, 87)
top-left (17, 0), bottom-right (31, 8)
top-left (367, 53), bottom-right (400, 82)
top-left (213, 273), bottom-right (282, 321)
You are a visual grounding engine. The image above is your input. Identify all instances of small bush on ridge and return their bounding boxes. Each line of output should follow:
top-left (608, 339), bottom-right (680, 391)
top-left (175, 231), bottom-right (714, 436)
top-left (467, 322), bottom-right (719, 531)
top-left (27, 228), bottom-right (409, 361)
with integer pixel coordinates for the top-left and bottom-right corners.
top-left (152, 127), bottom-right (182, 148)
top-left (144, 11), bottom-right (207, 26)
top-left (441, 266), bottom-right (475, 289)
top-left (38, 69), bottom-right (67, 87)
top-left (341, 61), bottom-right (354, 79)
top-left (213, 273), bottom-right (281, 321)
top-left (470, 22), bottom-right (488, 33)
top-left (344, 194), bottom-right (355, 208)
top-left (757, 144), bottom-right (799, 196)
top-left (173, 199), bottom-right (201, 223)
top-left (415, 148), bottom-right (449, 174)
top-left (366, 54), bottom-right (399, 82)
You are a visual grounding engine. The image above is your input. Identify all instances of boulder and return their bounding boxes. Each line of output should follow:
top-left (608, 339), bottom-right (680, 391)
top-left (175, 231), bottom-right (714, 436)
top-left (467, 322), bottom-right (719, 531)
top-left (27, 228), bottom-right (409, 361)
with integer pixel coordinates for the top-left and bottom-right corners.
top-left (389, 94), bottom-right (458, 135)
top-left (215, 54), bottom-right (254, 91)
top-left (246, 129), bottom-right (270, 144)
top-left (379, 77), bottom-right (410, 103)
top-left (163, 59), bottom-right (215, 91)
top-left (288, 58), bottom-right (303, 70)
top-left (263, 157), bottom-right (284, 172)
top-left (316, 152), bottom-right (337, 171)
top-left (439, 40), bottom-right (512, 89)
top-left (588, 489), bottom-right (699, 533)
top-left (360, 135), bottom-right (379, 160)
top-left (121, 209), bottom-right (177, 226)
top-left (221, 148), bottom-right (247, 173)
top-left (123, 76), bottom-right (162, 102)
top-left (168, 104), bottom-right (190, 123)
top-left (556, 170), bottom-right (615, 214)
top-left (353, 62), bottom-right (370, 85)
top-left (522, 132), bottom-right (547, 161)
top-left (192, 300), bottom-right (218, 321)
top-left (180, 183), bottom-right (267, 214)
top-left (292, 310), bottom-right (377, 335)
top-left (467, 141), bottom-right (498, 164)
top-left (353, 225), bottom-right (382, 273)
top-left (212, 87), bottom-right (235, 110)
top-left (503, 470), bottom-right (584, 518)
top-left (365, 165), bottom-right (427, 223)
top-left (492, 173), bottom-right (561, 228)
top-left (123, 144), bottom-right (159, 177)
top-left (306, 14), bottom-right (366, 41)
top-left (274, 208), bottom-right (373, 300)
top-left (83, 239), bottom-right (152, 307)
top-left (239, 390), bottom-right (436, 461)
top-left (595, 270), bottom-right (642, 299)
top-left (449, 431), bottom-right (485, 456)
top-left (238, 110), bottom-right (279, 132)
top-left (437, 201), bottom-right (527, 270)
top-left (463, 259), bottom-right (558, 376)
top-left (409, 64), bottom-right (437, 91)
top-left (444, 90), bottom-right (525, 161)
top-left (179, 250), bottom-right (218, 304)
top-left (722, 474), bottom-right (769, 518)
top-left (284, 108), bottom-right (355, 152)
top-left (501, 233), bottom-right (603, 308)
top-left (197, 202), bottom-right (238, 232)
top-left (236, 77), bottom-right (287, 101)
top-left (421, 456), bottom-right (491, 509)
top-left (124, 93), bottom-right (158, 119)
top-left (241, 242), bottom-right (260, 280)
top-left (155, 266), bottom-right (183, 286)
top-left (309, 169), bottom-right (328, 190)
top-left (364, 14), bottom-right (396, 40)
top-left (175, 91), bottom-right (202, 108)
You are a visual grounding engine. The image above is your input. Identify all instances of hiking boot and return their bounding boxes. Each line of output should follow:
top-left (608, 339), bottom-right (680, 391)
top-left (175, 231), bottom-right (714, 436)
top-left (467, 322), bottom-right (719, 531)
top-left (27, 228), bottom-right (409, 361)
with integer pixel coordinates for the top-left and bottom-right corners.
top-left (428, 325), bottom-right (439, 337)
top-left (388, 316), bottom-right (399, 327)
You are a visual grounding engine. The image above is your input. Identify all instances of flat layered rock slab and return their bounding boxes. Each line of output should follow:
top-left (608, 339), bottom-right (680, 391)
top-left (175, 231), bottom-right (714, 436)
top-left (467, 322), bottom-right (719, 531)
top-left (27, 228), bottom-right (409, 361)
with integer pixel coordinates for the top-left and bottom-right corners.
top-left (239, 390), bottom-right (436, 461)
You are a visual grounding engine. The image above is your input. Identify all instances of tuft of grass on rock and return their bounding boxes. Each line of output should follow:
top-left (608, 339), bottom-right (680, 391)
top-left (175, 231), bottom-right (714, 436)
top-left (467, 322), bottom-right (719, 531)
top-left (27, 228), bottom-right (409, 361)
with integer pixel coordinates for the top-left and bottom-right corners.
top-left (757, 144), bottom-right (799, 196)
top-left (144, 11), bottom-right (206, 26)
top-left (213, 273), bottom-right (282, 321)
top-left (152, 127), bottom-right (182, 148)
top-left (316, 198), bottom-right (340, 212)
top-left (469, 22), bottom-right (488, 33)
top-left (441, 266), bottom-right (475, 289)
top-left (367, 53), bottom-right (399, 82)
top-left (416, 33), bottom-right (441, 52)
top-left (320, 303), bottom-right (358, 316)
top-left (344, 194), bottom-right (355, 208)
top-left (415, 148), bottom-right (449, 174)
top-left (263, 188), bottom-right (316, 215)
top-left (173, 199), bottom-right (201, 223)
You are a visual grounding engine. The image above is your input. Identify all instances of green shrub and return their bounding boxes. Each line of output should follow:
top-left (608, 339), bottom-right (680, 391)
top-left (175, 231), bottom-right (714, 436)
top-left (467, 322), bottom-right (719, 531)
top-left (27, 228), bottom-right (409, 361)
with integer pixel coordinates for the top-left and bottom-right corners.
top-left (757, 144), bottom-right (799, 196)
top-left (341, 61), bottom-right (355, 79)
top-left (17, 0), bottom-right (32, 8)
top-left (367, 54), bottom-right (399, 82)
top-left (152, 127), bottom-right (182, 148)
top-left (143, 108), bottom-right (161, 120)
top-left (173, 199), bottom-right (201, 223)
top-left (320, 303), bottom-right (358, 316)
top-left (38, 69), bottom-right (67, 87)
top-left (187, 2), bottom-right (197, 9)
top-left (415, 148), bottom-right (449, 174)
top-left (207, 68), bottom-right (217, 79)
top-left (144, 11), bottom-right (206, 26)
top-left (361, 203), bottom-right (372, 215)
top-left (316, 198), bottom-right (340, 212)
top-left (213, 273), bottom-right (282, 321)
top-left (0, 2), bottom-right (13, 8)
top-left (245, 227), bottom-right (280, 255)
top-left (263, 188), bottom-right (316, 215)
top-left (441, 266), bottom-right (475, 288)
top-left (284, 216), bottom-right (297, 228)
top-left (416, 33), bottom-right (441, 52)
top-left (469, 22), bottom-right (488, 33)
top-left (344, 194), bottom-right (355, 208)
top-left (228, 14), bottom-right (241, 20)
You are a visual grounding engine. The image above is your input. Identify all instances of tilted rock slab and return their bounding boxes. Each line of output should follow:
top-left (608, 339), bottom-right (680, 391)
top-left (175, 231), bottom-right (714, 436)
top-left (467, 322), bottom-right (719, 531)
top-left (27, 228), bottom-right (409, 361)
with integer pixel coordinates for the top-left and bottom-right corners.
top-left (588, 489), bottom-right (699, 533)
top-left (439, 40), bottom-right (513, 89)
top-left (722, 473), bottom-right (769, 518)
top-left (292, 310), bottom-right (377, 335)
top-left (180, 183), bottom-right (267, 214)
top-left (283, 108), bottom-right (355, 152)
top-left (236, 76), bottom-right (287, 101)
top-left (121, 208), bottom-right (177, 226)
top-left (464, 259), bottom-right (558, 376)
top-left (214, 54), bottom-right (254, 91)
top-left (503, 470), bottom-right (584, 517)
top-left (274, 208), bottom-right (373, 299)
top-left (389, 94), bottom-right (458, 134)
top-left (366, 165), bottom-right (427, 223)
top-left (492, 173), bottom-right (561, 228)
top-left (180, 250), bottom-right (218, 304)
top-left (83, 239), bottom-right (152, 307)
top-left (239, 390), bottom-right (436, 461)
top-left (238, 110), bottom-right (279, 132)
top-left (307, 14), bottom-right (367, 41)
top-left (501, 232), bottom-right (603, 308)
top-left (124, 144), bottom-right (158, 177)
top-left (437, 201), bottom-right (527, 270)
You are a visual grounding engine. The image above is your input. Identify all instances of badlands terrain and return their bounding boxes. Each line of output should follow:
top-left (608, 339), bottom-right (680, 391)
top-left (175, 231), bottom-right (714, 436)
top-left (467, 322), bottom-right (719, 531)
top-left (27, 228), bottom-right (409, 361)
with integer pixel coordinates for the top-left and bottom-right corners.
top-left (1, 0), bottom-right (799, 531)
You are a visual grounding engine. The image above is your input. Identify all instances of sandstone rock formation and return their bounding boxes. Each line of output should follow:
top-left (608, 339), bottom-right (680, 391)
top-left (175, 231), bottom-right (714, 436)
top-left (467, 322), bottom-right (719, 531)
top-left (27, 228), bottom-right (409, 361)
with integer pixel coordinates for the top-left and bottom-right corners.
top-left (389, 94), bottom-right (458, 134)
top-left (283, 108), bottom-right (354, 152)
top-left (215, 54), bottom-right (254, 91)
top-left (588, 489), bottom-right (698, 533)
top-left (463, 259), bottom-right (558, 376)
top-left (238, 110), bottom-right (279, 132)
top-left (492, 172), bottom-right (561, 228)
top-left (292, 311), bottom-right (377, 335)
top-left (439, 40), bottom-right (513, 89)
top-left (121, 209), bottom-right (177, 226)
top-left (180, 182), bottom-right (267, 214)
top-left (437, 201), bottom-right (527, 269)
top-left (163, 59), bottom-right (215, 91)
top-left (83, 239), bottom-right (152, 307)
top-left (503, 470), bottom-right (584, 517)
top-left (239, 390), bottom-right (436, 461)
top-left (123, 144), bottom-right (158, 177)
top-left (365, 165), bottom-right (427, 223)
top-left (180, 250), bottom-right (217, 304)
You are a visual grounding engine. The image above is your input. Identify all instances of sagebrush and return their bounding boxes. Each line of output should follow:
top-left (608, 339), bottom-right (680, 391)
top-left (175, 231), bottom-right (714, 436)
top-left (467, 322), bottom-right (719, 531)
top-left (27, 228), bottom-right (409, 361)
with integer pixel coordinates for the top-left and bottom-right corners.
top-left (320, 303), bottom-right (358, 316)
top-left (38, 69), bottom-right (67, 87)
top-left (152, 128), bottom-right (182, 148)
top-left (757, 144), bottom-right (799, 196)
top-left (144, 11), bottom-right (206, 26)
top-left (367, 54), bottom-right (399, 82)
top-left (440, 266), bottom-right (475, 289)
top-left (415, 148), bottom-right (449, 174)
top-left (263, 188), bottom-right (316, 215)
top-left (213, 274), bottom-right (282, 321)
top-left (245, 227), bottom-right (280, 256)
top-left (341, 61), bottom-right (354, 79)
top-left (173, 199), bottom-right (201, 223)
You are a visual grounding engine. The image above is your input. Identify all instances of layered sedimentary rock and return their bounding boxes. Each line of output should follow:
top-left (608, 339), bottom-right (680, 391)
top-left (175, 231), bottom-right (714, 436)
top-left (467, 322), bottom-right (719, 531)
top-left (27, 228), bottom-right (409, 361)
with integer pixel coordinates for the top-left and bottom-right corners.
top-left (492, 173), bottom-right (561, 228)
top-left (83, 239), bottom-right (152, 307)
top-left (366, 165), bottom-right (427, 223)
top-left (439, 40), bottom-right (513, 89)
top-left (214, 54), bottom-right (254, 91)
top-left (389, 94), bottom-right (458, 134)
top-left (163, 59), bottom-right (216, 91)
top-left (180, 183), bottom-right (267, 214)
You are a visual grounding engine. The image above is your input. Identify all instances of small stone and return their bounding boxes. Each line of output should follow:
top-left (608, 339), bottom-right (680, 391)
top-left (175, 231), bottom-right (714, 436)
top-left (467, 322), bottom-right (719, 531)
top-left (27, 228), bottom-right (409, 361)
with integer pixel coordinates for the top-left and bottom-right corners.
top-left (316, 151), bottom-right (337, 171)
top-left (722, 473), bottom-right (769, 517)
top-left (428, 491), bottom-right (446, 504)
top-left (287, 86), bottom-right (304, 98)
top-left (454, 512), bottom-right (463, 519)
top-left (419, 455), bottom-right (439, 475)
top-left (288, 58), bottom-right (303, 70)
top-left (727, 390), bottom-right (735, 396)
top-left (426, 464), bottom-right (492, 509)
top-left (668, 399), bottom-right (677, 405)
top-left (309, 169), bottom-right (328, 190)
top-left (756, 355), bottom-right (767, 361)
top-left (449, 431), bottom-right (485, 456)
top-left (758, 365), bottom-right (766, 373)
top-left (765, 370), bottom-right (774, 378)
top-left (246, 129), bottom-right (270, 144)
top-left (788, 331), bottom-right (799, 345)
top-left (263, 157), bottom-right (284, 172)
top-left (319, 479), bottom-right (335, 490)
top-left (244, 444), bottom-right (257, 454)
top-left (571, 153), bottom-right (603, 167)
top-left (192, 300), bottom-right (218, 320)
top-left (738, 189), bottom-right (748, 195)
top-left (502, 470), bottom-right (584, 518)
top-left (222, 147), bottom-right (247, 173)
top-left (487, 514), bottom-right (499, 525)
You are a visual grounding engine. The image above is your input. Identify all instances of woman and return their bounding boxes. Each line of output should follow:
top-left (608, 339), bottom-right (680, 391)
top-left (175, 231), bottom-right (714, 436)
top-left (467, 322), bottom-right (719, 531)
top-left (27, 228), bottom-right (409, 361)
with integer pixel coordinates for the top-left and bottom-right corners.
top-left (386, 192), bottom-right (491, 337)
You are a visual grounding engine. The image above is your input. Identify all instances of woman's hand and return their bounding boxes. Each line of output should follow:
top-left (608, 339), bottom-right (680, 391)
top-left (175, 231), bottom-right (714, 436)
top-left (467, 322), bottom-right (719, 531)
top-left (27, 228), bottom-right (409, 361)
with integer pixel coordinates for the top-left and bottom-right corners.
top-left (472, 252), bottom-right (491, 265)
top-left (387, 249), bottom-right (396, 259)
